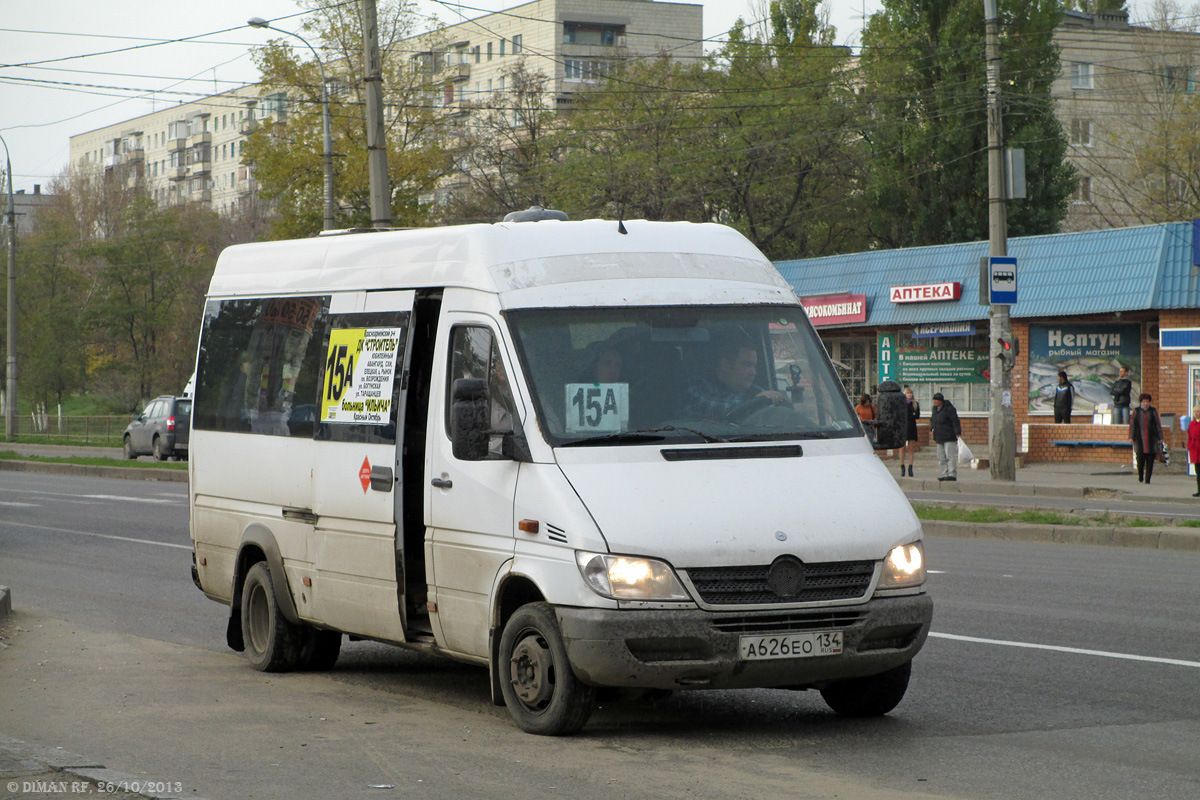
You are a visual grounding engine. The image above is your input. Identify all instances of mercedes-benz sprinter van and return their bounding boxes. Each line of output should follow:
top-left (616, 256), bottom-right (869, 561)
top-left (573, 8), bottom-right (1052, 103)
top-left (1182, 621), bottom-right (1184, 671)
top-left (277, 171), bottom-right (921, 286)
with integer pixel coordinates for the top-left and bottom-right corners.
top-left (188, 214), bottom-right (931, 735)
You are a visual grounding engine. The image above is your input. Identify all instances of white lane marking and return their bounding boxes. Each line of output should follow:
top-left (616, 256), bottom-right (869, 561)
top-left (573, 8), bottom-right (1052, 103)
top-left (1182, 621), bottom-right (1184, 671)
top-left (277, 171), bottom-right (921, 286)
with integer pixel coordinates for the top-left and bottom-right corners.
top-left (0, 486), bottom-right (185, 503)
top-left (0, 501), bottom-right (39, 507)
top-left (928, 570), bottom-right (946, 574)
top-left (0, 519), bottom-right (191, 550)
top-left (80, 494), bottom-right (177, 505)
top-left (930, 632), bottom-right (1200, 669)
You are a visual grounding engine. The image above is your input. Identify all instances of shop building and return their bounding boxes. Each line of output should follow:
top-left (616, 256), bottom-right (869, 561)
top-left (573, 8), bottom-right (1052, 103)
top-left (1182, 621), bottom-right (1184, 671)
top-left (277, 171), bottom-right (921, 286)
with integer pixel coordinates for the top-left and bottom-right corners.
top-left (775, 221), bottom-right (1200, 463)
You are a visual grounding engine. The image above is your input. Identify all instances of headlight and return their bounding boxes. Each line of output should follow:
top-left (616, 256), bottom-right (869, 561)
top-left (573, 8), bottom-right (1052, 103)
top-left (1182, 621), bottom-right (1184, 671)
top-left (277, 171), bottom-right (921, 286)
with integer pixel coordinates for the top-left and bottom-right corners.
top-left (878, 542), bottom-right (926, 589)
top-left (575, 551), bottom-right (691, 601)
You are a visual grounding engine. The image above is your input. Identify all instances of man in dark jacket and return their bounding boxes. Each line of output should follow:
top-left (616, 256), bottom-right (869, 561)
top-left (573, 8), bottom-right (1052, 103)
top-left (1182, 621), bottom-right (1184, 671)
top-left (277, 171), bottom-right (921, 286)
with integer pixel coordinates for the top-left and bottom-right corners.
top-left (1109, 366), bottom-right (1132, 425)
top-left (930, 392), bottom-right (962, 481)
top-left (1054, 370), bottom-right (1075, 424)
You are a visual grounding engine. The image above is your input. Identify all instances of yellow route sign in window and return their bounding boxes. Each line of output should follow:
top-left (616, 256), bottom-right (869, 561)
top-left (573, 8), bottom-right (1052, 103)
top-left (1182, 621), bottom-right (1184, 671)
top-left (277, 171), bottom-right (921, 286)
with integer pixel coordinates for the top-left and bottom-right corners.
top-left (321, 327), bottom-right (402, 424)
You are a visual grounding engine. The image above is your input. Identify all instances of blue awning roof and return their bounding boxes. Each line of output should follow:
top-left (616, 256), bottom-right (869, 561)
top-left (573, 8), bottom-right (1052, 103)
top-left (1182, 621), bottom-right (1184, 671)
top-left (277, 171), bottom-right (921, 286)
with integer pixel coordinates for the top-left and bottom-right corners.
top-left (774, 222), bottom-right (1198, 328)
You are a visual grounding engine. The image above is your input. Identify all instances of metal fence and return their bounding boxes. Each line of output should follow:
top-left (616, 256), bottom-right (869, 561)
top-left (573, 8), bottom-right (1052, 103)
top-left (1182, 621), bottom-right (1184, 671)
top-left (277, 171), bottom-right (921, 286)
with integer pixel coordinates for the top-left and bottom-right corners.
top-left (5, 414), bottom-right (129, 445)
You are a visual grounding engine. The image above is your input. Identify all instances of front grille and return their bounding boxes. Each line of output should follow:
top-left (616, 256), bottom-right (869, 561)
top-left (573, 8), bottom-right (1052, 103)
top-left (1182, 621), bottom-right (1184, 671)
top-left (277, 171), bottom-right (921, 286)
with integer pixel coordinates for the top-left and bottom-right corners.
top-left (710, 610), bottom-right (865, 634)
top-left (684, 560), bottom-right (874, 606)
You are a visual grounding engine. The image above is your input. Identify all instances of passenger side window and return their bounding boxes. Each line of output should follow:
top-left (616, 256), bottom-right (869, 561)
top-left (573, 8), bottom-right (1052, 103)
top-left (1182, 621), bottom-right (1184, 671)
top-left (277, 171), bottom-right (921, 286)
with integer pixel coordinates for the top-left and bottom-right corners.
top-left (446, 326), bottom-right (518, 458)
top-left (193, 296), bottom-right (329, 437)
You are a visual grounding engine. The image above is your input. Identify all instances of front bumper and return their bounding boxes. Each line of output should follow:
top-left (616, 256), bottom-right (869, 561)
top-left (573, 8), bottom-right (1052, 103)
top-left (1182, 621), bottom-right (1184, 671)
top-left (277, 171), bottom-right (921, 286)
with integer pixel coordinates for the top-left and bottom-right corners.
top-left (557, 593), bottom-right (932, 690)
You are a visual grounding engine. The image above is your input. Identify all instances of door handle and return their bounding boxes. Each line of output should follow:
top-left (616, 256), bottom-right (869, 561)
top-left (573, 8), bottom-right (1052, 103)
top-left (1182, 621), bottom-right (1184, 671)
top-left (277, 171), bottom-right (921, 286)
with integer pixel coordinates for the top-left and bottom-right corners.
top-left (370, 465), bottom-right (394, 492)
top-left (430, 477), bottom-right (453, 489)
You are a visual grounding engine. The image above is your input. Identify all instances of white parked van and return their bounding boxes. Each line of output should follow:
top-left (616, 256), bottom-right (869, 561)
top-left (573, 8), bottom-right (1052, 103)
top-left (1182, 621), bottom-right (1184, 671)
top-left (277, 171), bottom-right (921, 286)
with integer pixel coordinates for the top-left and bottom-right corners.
top-left (188, 213), bottom-right (931, 735)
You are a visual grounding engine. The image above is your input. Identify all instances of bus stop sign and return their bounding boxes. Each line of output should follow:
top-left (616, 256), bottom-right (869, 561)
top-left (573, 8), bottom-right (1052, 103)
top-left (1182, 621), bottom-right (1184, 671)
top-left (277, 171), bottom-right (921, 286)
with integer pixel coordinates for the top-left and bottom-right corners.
top-left (988, 256), bottom-right (1017, 305)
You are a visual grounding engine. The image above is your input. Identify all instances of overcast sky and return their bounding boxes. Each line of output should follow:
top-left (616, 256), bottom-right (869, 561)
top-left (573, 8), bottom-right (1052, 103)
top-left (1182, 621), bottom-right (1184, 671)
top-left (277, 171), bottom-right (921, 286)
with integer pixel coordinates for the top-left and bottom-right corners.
top-left (0, 1), bottom-right (886, 195)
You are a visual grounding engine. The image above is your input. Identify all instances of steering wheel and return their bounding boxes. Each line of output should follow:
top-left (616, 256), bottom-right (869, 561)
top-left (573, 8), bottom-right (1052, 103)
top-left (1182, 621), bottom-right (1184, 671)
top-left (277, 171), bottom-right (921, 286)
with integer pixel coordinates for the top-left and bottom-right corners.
top-left (725, 395), bottom-right (774, 423)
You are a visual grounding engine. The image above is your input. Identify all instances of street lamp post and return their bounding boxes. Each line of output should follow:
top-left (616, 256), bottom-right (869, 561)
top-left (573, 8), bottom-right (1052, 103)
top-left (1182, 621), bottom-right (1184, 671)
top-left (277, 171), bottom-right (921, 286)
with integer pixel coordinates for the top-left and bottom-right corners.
top-left (0, 133), bottom-right (16, 438)
top-left (248, 17), bottom-right (335, 231)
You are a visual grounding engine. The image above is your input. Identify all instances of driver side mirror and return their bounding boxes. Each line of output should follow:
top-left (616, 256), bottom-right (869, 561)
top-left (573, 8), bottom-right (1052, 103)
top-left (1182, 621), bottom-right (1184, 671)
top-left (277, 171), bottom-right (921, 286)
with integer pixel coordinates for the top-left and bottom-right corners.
top-left (873, 380), bottom-right (906, 450)
top-left (450, 378), bottom-right (490, 461)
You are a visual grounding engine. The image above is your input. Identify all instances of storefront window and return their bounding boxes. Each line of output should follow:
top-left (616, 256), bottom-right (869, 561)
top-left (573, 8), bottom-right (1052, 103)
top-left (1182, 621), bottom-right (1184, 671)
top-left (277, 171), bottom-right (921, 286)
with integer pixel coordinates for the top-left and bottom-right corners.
top-left (886, 330), bottom-right (991, 414)
top-left (828, 338), bottom-right (874, 401)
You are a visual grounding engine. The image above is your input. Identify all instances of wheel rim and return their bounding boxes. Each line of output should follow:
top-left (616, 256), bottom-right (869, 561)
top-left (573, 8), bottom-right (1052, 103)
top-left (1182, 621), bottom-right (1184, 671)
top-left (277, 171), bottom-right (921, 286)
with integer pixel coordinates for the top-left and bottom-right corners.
top-left (246, 582), bottom-right (270, 654)
top-left (508, 629), bottom-right (555, 711)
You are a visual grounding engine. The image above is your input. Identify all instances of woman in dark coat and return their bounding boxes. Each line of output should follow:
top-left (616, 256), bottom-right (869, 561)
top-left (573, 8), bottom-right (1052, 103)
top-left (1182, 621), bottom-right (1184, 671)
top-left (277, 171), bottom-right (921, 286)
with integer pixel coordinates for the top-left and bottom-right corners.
top-left (1129, 392), bottom-right (1163, 484)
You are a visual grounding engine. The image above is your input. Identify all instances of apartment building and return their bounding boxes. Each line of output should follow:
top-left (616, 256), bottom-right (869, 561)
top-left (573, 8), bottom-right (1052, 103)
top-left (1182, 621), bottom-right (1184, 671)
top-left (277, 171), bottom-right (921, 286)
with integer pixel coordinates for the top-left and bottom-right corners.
top-left (409, 0), bottom-right (701, 114)
top-left (68, 0), bottom-right (702, 218)
top-left (1054, 8), bottom-right (1200, 231)
top-left (69, 83), bottom-right (288, 217)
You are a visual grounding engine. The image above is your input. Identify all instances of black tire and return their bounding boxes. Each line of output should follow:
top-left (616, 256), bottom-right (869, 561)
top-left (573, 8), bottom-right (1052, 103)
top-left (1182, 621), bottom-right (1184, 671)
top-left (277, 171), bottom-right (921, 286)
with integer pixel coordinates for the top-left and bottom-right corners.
top-left (819, 661), bottom-right (912, 718)
top-left (240, 562), bottom-right (301, 672)
top-left (297, 628), bottom-right (342, 671)
top-left (152, 436), bottom-right (167, 461)
top-left (499, 603), bottom-right (595, 735)
top-left (123, 436), bottom-right (136, 460)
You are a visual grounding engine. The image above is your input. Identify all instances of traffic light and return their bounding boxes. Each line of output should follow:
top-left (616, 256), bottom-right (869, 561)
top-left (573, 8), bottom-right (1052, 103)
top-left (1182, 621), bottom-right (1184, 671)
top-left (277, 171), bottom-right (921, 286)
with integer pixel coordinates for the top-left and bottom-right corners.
top-left (997, 334), bottom-right (1019, 369)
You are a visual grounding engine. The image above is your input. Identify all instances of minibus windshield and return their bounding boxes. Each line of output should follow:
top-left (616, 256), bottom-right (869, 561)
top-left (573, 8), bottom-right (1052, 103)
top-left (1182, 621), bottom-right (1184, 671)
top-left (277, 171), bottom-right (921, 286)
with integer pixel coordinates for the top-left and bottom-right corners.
top-left (506, 305), bottom-right (861, 446)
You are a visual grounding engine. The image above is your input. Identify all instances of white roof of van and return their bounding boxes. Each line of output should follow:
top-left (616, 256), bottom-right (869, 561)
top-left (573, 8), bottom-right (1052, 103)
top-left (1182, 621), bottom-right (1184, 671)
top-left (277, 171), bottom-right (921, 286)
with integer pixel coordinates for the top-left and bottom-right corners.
top-left (207, 219), bottom-right (793, 304)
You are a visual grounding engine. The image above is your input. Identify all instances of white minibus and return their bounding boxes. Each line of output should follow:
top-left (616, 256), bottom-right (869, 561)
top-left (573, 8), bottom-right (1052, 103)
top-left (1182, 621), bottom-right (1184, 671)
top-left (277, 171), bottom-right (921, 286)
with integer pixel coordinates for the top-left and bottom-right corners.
top-left (188, 212), bottom-right (931, 735)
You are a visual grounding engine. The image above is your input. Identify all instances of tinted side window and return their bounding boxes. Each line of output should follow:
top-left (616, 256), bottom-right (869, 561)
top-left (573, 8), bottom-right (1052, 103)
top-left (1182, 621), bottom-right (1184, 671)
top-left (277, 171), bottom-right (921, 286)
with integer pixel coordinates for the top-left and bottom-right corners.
top-left (194, 296), bottom-right (329, 438)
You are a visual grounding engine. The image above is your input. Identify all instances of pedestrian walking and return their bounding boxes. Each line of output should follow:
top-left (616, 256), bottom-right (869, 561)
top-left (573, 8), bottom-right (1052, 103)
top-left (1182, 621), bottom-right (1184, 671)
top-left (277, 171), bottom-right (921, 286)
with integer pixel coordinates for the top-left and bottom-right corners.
top-left (899, 386), bottom-right (920, 477)
top-left (1109, 366), bottom-right (1132, 425)
top-left (1129, 393), bottom-right (1163, 485)
top-left (1054, 370), bottom-right (1075, 424)
top-left (930, 392), bottom-right (961, 481)
top-left (1188, 405), bottom-right (1200, 497)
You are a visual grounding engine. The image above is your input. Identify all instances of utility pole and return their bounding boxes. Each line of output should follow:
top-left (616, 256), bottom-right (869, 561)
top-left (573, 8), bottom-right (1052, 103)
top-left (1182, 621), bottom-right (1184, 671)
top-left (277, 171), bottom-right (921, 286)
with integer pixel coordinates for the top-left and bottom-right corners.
top-left (984, 0), bottom-right (1016, 480)
top-left (362, 0), bottom-right (391, 227)
top-left (1, 134), bottom-right (16, 439)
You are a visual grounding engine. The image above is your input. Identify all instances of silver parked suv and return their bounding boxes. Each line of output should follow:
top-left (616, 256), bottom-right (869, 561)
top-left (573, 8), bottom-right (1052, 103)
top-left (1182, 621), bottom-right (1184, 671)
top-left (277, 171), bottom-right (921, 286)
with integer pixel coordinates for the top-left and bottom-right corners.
top-left (123, 395), bottom-right (191, 461)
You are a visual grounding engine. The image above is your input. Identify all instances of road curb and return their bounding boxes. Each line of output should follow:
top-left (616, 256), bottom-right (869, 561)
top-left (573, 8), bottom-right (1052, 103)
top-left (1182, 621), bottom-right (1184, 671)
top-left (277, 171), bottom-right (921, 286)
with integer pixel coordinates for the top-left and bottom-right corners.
top-left (897, 475), bottom-right (1196, 505)
top-left (922, 518), bottom-right (1200, 552)
top-left (0, 733), bottom-right (209, 800)
top-left (0, 460), bottom-right (185, 483)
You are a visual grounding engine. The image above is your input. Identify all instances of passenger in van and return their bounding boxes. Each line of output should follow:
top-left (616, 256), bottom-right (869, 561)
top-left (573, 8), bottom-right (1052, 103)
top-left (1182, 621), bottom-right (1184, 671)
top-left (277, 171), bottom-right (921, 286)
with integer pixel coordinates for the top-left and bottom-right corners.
top-left (682, 339), bottom-right (786, 421)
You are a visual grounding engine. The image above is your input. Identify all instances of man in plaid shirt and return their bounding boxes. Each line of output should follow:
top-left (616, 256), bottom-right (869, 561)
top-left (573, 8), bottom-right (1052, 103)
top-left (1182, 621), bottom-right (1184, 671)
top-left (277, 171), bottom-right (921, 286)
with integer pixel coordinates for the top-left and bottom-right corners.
top-left (683, 340), bottom-right (786, 421)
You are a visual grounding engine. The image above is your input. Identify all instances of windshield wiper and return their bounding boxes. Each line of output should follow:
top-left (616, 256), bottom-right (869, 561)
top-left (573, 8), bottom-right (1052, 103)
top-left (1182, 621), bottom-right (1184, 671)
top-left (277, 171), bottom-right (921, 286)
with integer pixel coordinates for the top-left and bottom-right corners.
top-left (725, 431), bottom-right (832, 443)
top-left (559, 426), bottom-right (725, 446)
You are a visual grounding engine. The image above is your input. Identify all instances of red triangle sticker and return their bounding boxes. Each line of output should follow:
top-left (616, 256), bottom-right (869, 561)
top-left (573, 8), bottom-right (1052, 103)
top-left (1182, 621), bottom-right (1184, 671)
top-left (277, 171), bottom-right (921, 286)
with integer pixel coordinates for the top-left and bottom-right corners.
top-left (359, 456), bottom-right (372, 493)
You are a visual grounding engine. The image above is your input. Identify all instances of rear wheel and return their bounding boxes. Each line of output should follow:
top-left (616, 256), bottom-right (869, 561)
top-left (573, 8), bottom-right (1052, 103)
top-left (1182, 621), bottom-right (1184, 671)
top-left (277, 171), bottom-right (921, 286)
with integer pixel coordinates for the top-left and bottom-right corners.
top-left (819, 661), bottom-right (912, 717)
top-left (298, 627), bottom-right (342, 671)
top-left (240, 562), bottom-right (301, 672)
top-left (152, 436), bottom-right (167, 461)
top-left (499, 603), bottom-right (595, 735)
top-left (123, 436), bottom-right (136, 460)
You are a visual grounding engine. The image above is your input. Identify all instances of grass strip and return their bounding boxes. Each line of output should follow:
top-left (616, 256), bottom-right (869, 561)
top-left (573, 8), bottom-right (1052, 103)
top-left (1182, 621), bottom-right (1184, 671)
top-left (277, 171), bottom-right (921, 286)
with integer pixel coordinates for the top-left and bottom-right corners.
top-left (0, 450), bottom-right (186, 470)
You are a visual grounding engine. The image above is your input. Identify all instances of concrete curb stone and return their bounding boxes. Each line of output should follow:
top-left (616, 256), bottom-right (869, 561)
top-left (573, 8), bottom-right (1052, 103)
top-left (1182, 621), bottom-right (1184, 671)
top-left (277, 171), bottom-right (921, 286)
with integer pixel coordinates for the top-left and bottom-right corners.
top-left (922, 518), bottom-right (1200, 552)
top-left (0, 460), bottom-right (185, 483)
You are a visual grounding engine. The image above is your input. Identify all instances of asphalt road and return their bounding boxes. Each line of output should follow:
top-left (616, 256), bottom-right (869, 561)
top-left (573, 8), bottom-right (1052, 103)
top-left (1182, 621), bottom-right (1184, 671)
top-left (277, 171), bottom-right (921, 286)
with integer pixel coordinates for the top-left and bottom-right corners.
top-left (2, 472), bottom-right (1199, 800)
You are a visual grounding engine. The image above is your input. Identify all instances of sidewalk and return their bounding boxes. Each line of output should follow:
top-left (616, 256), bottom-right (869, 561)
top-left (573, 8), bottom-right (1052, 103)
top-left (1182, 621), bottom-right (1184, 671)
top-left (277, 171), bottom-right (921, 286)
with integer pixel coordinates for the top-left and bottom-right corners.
top-left (896, 456), bottom-right (1198, 503)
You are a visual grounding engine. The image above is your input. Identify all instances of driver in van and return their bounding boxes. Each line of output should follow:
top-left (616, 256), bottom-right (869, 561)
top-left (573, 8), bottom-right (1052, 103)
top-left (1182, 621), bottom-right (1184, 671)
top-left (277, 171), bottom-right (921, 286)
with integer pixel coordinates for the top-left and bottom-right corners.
top-left (682, 339), bottom-right (786, 421)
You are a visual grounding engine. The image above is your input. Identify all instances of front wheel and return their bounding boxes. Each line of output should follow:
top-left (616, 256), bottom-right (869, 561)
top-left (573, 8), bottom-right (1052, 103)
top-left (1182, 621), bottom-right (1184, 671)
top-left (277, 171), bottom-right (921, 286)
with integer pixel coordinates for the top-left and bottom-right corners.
top-left (123, 436), bottom-right (136, 460)
top-left (819, 661), bottom-right (912, 717)
top-left (499, 603), bottom-right (595, 735)
top-left (240, 562), bottom-right (301, 672)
